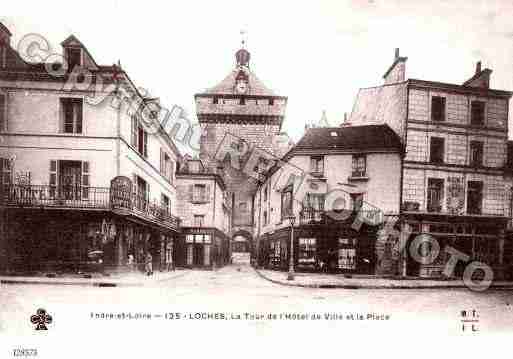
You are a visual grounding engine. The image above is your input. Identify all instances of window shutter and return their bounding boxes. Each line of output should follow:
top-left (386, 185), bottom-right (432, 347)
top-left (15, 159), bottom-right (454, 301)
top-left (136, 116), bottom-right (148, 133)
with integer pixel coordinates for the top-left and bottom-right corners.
top-left (75, 100), bottom-right (83, 134)
top-left (310, 158), bottom-right (316, 172)
top-left (146, 182), bottom-right (150, 202)
top-left (143, 131), bottom-right (148, 157)
top-left (131, 115), bottom-right (137, 147)
top-left (206, 185), bottom-right (211, 202)
top-left (188, 184), bottom-right (194, 202)
top-left (169, 160), bottom-right (174, 183)
top-left (160, 148), bottom-right (163, 174)
top-left (49, 160), bottom-right (58, 197)
top-left (0, 94), bottom-right (5, 132)
top-left (82, 161), bottom-right (90, 199)
top-left (319, 158), bottom-right (324, 174)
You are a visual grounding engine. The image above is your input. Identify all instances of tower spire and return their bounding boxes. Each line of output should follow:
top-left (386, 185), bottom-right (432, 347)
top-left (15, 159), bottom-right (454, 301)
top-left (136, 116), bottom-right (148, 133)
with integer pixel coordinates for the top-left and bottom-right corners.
top-left (235, 30), bottom-right (250, 67)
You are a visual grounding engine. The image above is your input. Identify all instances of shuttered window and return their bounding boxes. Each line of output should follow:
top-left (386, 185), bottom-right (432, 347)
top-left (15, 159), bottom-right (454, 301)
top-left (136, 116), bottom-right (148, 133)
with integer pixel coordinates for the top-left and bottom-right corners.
top-left (1, 157), bottom-right (13, 189)
top-left (61, 98), bottom-right (83, 134)
top-left (0, 94), bottom-right (6, 131)
top-left (49, 160), bottom-right (58, 198)
top-left (82, 161), bottom-right (90, 199)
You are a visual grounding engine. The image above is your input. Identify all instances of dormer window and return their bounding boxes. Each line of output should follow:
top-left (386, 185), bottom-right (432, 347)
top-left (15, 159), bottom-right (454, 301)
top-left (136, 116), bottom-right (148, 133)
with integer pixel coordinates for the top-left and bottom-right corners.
top-left (66, 47), bottom-right (82, 71)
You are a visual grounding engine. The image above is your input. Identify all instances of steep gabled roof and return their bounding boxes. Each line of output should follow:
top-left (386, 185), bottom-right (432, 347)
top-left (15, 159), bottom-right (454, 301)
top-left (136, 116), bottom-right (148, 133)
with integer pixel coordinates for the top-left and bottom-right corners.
top-left (202, 66), bottom-right (277, 97)
top-left (293, 124), bottom-right (403, 153)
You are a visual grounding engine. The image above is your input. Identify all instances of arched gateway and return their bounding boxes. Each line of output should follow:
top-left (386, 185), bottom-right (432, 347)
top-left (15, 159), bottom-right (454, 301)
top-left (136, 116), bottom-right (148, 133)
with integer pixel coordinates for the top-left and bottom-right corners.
top-left (231, 230), bottom-right (252, 265)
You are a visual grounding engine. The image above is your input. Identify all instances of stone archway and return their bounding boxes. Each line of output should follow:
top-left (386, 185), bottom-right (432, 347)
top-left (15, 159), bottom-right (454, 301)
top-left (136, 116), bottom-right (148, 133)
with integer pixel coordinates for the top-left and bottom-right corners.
top-left (231, 230), bottom-right (252, 265)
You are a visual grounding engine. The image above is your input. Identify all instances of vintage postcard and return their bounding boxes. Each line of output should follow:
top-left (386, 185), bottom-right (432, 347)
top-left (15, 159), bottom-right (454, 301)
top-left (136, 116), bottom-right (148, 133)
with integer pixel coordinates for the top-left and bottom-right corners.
top-left (1, 1), bottom-right (512, 358)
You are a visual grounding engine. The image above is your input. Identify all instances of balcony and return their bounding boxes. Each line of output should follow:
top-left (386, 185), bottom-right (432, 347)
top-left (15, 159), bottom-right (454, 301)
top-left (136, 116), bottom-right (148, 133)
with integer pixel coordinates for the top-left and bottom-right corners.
top-left (299, 208), bottom-right (383, 226)
top-left (2, 184), bottom-right (180, 231)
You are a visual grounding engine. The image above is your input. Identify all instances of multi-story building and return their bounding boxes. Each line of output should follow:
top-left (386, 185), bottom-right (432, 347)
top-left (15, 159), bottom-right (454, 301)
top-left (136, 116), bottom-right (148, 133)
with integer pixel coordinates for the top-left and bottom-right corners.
top-left (349, 48), bottom-right (512, 278)
top-left (253, 124), bottom-right (403, 274)
top-left (195, 45), bottom-right (288, 261)
top-left (0, 22), bottom-right (182, 274)
top-left (175, 158), bottom-right (231, 268)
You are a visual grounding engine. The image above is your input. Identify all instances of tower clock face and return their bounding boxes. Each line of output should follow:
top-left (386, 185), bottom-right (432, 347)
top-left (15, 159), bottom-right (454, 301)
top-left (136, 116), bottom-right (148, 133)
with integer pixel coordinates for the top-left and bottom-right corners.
top-left (235, 80), bottom-right (248, 94)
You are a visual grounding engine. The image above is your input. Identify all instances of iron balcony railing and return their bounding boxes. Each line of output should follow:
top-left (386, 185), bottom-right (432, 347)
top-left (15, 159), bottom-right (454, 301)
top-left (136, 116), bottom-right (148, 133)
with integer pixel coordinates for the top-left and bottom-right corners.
top-left (299, 208), bottom-right (384, 226)
top-left (3, 184), bottom-right (180, 231)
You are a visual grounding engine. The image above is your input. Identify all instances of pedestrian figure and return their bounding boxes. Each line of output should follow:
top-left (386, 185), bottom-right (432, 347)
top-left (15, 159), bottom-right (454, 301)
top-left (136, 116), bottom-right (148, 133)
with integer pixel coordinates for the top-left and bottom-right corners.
top-left (127, 253), bottom-right (135, 272)
top-left (145, 253), bottom-right (153, 276)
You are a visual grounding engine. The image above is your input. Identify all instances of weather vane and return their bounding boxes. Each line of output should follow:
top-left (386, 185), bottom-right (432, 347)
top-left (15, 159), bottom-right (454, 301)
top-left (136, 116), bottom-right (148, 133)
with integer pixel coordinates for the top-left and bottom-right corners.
top-left (240, 29), bottom-right (247, 48)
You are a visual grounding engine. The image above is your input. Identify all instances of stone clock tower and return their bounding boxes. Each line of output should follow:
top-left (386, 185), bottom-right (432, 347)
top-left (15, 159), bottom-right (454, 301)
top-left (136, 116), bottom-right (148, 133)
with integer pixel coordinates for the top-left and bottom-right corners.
top-left (195, 45), bottom-right (287, 255)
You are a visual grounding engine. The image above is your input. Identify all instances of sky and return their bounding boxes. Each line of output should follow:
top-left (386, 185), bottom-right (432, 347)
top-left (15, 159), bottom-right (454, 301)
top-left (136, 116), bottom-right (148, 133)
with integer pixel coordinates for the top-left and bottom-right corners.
top-left (3, 0), bottom-right (513, 143)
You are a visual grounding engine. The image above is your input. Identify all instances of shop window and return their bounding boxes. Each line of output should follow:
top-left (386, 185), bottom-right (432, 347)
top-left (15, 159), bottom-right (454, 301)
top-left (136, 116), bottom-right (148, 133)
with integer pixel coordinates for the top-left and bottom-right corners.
top-left (427, 178), bottom-right (444, 212)
top-left (431, 96), bottom-right (446, 122)
top-left (430, 137), bottom-right (445, 163)
top-left (61, 98), bottom-right (83, 134)
top-left (471, 101), bottom-right (485, 126)
top-left (310, 156), bottom-right (324, 176)
top-left (194, 215), bottom-right (205, 227)
top-left (298, 238), bottom-right (316, 263)
top-left (337, 238), bottom-right (357, 270)
top-left (467, 181), bottom-right (483, 215)
top-left (469, 141), bottom-right (484, 167)
top-left (351, 154), bottom-right (366, 177)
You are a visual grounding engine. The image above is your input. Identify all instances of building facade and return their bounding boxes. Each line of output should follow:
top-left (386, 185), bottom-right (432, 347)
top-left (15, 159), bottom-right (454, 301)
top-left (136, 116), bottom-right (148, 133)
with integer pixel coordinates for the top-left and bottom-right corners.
top-left (175, 159), bottom-right (231, 269)
top-left (195, 45), bottom-right (288, 260)
top-left (0, 23), bottom-right (182, 274)
top-left (349, 49), bottom-right (513, 278)
top-left (253, 124), bottom-right (403, 274)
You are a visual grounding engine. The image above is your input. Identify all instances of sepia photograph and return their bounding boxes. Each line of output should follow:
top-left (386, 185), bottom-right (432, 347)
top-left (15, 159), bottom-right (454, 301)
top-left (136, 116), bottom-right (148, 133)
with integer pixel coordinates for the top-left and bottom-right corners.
top-left (1, 1), bottom-right (513, 358)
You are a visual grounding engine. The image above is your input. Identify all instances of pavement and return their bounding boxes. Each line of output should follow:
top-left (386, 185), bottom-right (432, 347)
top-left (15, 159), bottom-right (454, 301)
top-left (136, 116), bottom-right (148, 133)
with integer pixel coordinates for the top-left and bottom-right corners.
top-left (0, 269), bottom-right (191, 287)
top-left (255, 268), bottom-right (513, 289)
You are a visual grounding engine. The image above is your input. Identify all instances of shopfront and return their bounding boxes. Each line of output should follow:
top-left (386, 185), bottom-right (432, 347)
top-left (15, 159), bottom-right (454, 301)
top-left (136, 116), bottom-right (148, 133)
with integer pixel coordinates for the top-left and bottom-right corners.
top-left (176, 228), bottom-right (230, 269)
top-left (262, 219), bottom-right (378, 274)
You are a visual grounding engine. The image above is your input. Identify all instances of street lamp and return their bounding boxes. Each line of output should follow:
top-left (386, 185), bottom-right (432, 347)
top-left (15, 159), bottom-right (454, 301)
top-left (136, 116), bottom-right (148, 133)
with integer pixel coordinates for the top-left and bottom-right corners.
top-left (286, 215), bottom-right (296, 280)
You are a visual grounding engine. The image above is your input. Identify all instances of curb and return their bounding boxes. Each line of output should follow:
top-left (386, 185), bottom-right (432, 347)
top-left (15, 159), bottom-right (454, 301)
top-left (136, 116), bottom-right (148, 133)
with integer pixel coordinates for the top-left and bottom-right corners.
top-left (253, 268), bottom-right (513, 290)
top-left (0, 272), bottom-right (189, 288)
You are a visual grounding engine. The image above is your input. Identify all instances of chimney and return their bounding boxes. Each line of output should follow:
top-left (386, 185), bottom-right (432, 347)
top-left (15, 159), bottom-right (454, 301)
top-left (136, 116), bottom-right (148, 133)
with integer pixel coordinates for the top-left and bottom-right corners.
top-left (463, 60), bottom-right (492, 89)
top-left (475, 61), bottom-right (482, 74)
top-left (383, 48), bottom-right (408, 85)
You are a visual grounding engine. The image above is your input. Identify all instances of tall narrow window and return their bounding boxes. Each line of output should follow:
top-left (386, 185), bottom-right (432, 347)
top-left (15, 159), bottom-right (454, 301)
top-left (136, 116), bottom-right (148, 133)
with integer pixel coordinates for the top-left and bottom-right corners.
top-left (471, 101), bottom-right (485, 126)
top-left (281, 185), bottom-right (293, 219)
top-left (66, 47), bottom-right (82, 71)
top-left (192, 184), bottom-right (207, 203)
top-left (1, 157), bottom-right (13, 189)
top-left (427, 178), bottom-right (444, 212)
top-left (161, 194), bottom-right (170, 214)
top-left (310, 156), bottom-right (324, 176)
top-left (61, 98), bottom-right (83, 134)
top-left (352, 154), bottom-right (366, 177)
top-left (194, 215), bottom-right (205, 227)
top-left (431, 96), bottom-right (446, 122)
top-left (469, 141), bottom-right (484, 167)
top-left (0, 94), bottom-right (6, 131)
top-left (430, 137), bottom-right (445, 163)
top-left (467, 181), bottom-right (483, 215)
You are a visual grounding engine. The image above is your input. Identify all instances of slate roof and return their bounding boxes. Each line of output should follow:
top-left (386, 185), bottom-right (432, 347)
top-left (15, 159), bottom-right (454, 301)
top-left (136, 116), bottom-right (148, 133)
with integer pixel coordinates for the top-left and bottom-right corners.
top-left (293, 124), bottom-right (403, 152)
top-left (202, 66), bottom-right (277, 97)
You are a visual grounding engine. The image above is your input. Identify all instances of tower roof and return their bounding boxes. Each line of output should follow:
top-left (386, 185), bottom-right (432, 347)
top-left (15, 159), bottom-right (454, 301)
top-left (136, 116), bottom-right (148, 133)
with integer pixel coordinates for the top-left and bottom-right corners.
top-left (202, 66), bottom-right (278, 97)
